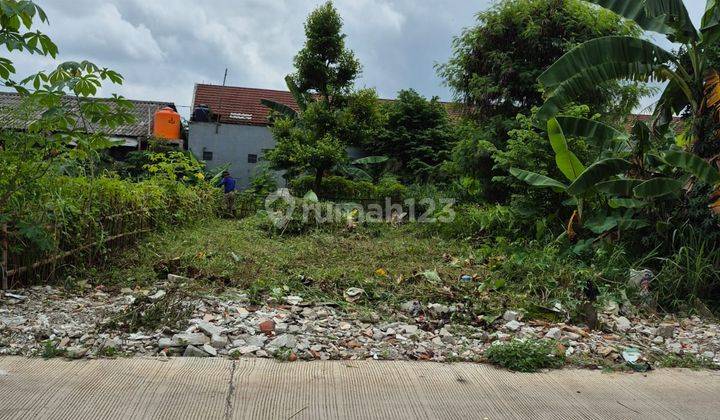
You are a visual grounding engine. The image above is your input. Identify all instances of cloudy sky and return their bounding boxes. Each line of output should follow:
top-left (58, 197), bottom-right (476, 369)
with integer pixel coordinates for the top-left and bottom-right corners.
top-left (8, 1), bottom-right (709, 117)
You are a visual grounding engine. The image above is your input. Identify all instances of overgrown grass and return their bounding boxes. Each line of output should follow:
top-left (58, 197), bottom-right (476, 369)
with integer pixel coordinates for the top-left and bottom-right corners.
top-left (484, 339), bottom-right (565, 372)
top-left (74, 213), bottom-right (612, 322)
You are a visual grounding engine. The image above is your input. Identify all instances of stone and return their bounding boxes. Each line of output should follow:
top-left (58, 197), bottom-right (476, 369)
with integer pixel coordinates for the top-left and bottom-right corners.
top-left (211, 334), bottom-right (228, 349)
top-left (503, 310), bottom-right (519, 322)
top-left (244, 335), bottom-right (268, 347)
top-left (172, 333), bottom-right (208, 346)
top-left (344, 287), bottom-right (365, 302)
top-left (652, 336), bottom-right (664, 344)
top-left (545, 327), bottom-right (562, 340)
top-left (668, 342), bottom-right (683, 355)
top-left (259, 319), bottom-right (275, 334)
top-left (615, 317), bottom-right (632, 332)
top-left (233, 345), bottom-right (261, 355)
top-left (268, 334), bottom-right (297, 349)
top-left (655, 324), bottom-right (675, 339)
top-left (65, 346), bottom-right (88, 359)
top-left (401, 325), bottom-right (419, 335)
top-left (504, 320), bottom-right (522, 332)
top-left (400, 300), bottom-right (422, 316)
top-left (202, 344), bottom-right (217, 356)
top-left (183, 345), bottom-right (210, 357)
top-left (339, 322), bottom-right (352, 331)
top-left (167, 274), bottom-right (189, 282)
top-left (701, 351), bottom-right (715, 360)
top-left (285, 296), bottom-right (303, 306)
top-left (158, 338), bottom-right (180, 348)
top-left (427, 303), bottom-right (452, 317)
top-left (196, 321), bottom-right (225, 337)
top-left (149, 290), bottom-right (166, 301)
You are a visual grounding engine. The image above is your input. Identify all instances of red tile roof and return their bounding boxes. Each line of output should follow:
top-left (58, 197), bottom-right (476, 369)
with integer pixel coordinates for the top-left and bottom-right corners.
top-left (192, 84), bottom-right (300, 126)
top-left (191, 83), bottom-right (462, 126)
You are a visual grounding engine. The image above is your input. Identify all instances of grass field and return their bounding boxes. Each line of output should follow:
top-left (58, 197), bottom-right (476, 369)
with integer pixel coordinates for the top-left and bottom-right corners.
top-left (75, 215), bottom-right (593, 322)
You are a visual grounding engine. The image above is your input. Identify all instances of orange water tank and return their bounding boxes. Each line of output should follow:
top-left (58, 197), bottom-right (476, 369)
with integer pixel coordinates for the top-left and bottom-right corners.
top-left (153, 107), bottom-right (181, 140)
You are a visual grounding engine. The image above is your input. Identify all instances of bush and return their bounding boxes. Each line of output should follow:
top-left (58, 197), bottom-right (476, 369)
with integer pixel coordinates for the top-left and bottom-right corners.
top-left (290, 175), bottom-right (406, 201)
top-left (418, 204), bottom-right (529, 240)
top-left (484, 339), bottom-right (565, 372)
top-left (7, 174), bottom-right (222, 280)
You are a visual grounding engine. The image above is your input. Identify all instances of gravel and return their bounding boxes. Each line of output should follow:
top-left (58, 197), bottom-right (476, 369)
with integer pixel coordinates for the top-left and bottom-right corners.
top-left (1, 285), bottom-right (719, 367)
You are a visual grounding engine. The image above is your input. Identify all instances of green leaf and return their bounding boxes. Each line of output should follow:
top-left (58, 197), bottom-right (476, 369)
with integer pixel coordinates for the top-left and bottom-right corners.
top-left (353, 156), bottom-right (389, 165)
top-left (585, 1), bottom-right (674, 35)
top-left (662, 150), bottom-right (720, 185)
top-left (633, 177), bottom-right (684, 198)
top-left (701, 0), bottom-right (720, 43)
top-left (567, 158), bottom-right (632, 196)
top-left (509, 168), bottom-right (567, 190)
top-left (538, 36), bottom-right (674, 90)
top-left (537, 36), bottom-right (673, 121)
top-left (595, 179), bottom-right (644, 196)
top-left (584, 215), bottom-right (618, 234)
top-left (547, 118), bottom-right (568, 154)
top-left (609, 198), bottom-right (647, 209)
top-left (261, 99), bottom-right (298, 119)
top-left (555, 116), bottom-right (626, 151)
top-left (555, 150), bottom-right (585, 182)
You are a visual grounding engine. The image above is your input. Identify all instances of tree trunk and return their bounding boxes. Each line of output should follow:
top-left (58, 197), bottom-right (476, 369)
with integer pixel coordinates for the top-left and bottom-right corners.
top-left (314, 169), bottom-right (323, 192)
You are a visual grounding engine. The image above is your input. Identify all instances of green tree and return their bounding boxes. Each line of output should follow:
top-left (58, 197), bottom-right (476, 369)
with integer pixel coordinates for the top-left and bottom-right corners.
top-left (537, 0), bottom-right (720, 157)
top-left (266, 1), bottom-right (375, 190)
top-left (366, 89), bottom-right (456, 182)
top-left (292, 1), bottom-right (360, 106)
top-left (438, 0), bottom-right (644, 125)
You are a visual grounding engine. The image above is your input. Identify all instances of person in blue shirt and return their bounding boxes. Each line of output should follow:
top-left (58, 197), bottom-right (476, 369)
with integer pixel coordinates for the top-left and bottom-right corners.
top-left (219, 171), bottom-right (237, 216)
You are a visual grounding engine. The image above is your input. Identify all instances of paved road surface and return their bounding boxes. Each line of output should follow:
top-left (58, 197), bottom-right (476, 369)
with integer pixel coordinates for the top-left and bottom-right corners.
top-left (0, 357), bottom-right (718, 419)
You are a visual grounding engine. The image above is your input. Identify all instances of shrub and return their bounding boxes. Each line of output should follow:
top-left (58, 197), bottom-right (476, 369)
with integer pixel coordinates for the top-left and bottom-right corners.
top-left (290, 175), bottom-right (406, 201)
top-left (484, 339), bottom-right (565, 372)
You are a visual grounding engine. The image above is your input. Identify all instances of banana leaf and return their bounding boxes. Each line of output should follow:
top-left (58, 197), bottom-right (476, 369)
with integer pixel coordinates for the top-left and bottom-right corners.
top-left (538, 36), bottom-right (674, 90)
top-left (509, 168), bottom-right (567, 190)
top-left (555, 116), bottom-right (626, 151)
top-left (566, 158), bottom-right (632, 196)
top-left (353, 156), bottom-right (389, 165)
top-left (547, 118), bottom-right (569, 154)
top-left (633, 177), bottom-right (684, 198)
top-left (595, 179), bottom-right (644, 196)
top-left (555, 150), bottom-right (585, 182)
top-left (260, 99), bottom-right (297, 119)
top-left (663, 149), bottom-right (720, 185)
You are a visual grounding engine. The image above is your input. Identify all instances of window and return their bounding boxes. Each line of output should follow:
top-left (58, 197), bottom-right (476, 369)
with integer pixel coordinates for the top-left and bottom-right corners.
top-left (202, 149), bottom-right (213, 161)
top-left (247, 154), bottom-right (258, 164)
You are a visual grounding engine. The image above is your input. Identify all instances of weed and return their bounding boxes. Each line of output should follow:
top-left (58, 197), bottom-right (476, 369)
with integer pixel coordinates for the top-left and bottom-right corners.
top-left (102, 288), bottom-right (194, 333)
top-left (273, 347), bottom-right (295, 362)
top-left (653, 354), bottom-right (718, 370)
top-left (96, 346), bottom-right (119, 358)
top-left (40, 340), bottom-right (64, 359)
top-left (484, 339), bottom-right (565, 372)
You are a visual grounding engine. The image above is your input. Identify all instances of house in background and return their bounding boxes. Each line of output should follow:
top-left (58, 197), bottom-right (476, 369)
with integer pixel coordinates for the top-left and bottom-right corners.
top-left (188, 84), bottom-right (295, 189)
top-left (188, 83), bottom-right (464, 189)
top-left (0, 91), bottom-right (178, 155)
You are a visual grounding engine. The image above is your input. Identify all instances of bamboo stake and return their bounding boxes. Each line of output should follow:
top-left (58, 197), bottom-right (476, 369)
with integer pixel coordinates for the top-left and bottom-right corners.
top-left (1, 222), bottom-right (8, 290)
top-left (6, 228), bottom-right (151, 277)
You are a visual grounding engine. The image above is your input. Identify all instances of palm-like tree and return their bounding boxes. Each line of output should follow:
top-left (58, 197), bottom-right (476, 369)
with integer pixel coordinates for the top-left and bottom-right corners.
top-left (537, 0), bottom-right (720, 154)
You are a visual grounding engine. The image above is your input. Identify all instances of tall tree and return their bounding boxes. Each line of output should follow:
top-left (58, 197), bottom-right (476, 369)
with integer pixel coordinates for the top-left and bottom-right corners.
top-left (266, 1), bottom-right (367, 190)
top-left (438, 0), bottom-right (645, 125)
top-left (537, 0), bottom-right (720, 157)
top-left (367, 90), bottom-right (455, 182)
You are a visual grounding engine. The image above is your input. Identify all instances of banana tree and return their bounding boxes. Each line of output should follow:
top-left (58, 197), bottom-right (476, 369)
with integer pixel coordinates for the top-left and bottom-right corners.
top-left (260, 76), bottom-right (311, 120)
top-left (537, 0), bottom-right (720, 154)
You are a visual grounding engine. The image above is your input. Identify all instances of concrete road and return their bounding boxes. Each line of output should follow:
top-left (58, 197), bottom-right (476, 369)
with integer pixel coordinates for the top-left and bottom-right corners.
top-left (0, 357), bottom-right (718, 420)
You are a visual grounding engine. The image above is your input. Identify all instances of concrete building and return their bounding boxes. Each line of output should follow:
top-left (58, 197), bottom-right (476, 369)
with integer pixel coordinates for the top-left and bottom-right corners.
top-left (188, 84), bottom-right (298, 189)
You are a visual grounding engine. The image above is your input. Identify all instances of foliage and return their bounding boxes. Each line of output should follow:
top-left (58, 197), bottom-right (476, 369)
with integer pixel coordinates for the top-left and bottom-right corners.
top-left (265, 3), bottom-right (381, 189)
top-left (484, 339), bottom-right (565, 372)
top-left (364, 89), bottom-right (456, 182)
top-left (438, 0), bottom-right (644, 123)
top-left (291, 1), bottom-right (361, 104)
top-left (290, 175), bottom-right (406, 201)
top-left (538, 0), bottom-right (720, 156)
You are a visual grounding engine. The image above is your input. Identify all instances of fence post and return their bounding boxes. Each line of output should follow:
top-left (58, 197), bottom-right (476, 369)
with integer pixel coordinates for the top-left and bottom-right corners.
top-left (1, 222), bottom-right (8, 290)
